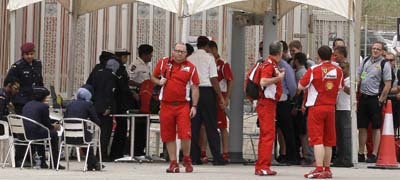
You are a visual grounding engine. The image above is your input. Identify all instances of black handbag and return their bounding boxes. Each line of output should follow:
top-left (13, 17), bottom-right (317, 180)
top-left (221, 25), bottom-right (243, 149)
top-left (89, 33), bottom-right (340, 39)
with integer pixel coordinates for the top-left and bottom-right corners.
top-left (149, 85), bottom-right (161, 114)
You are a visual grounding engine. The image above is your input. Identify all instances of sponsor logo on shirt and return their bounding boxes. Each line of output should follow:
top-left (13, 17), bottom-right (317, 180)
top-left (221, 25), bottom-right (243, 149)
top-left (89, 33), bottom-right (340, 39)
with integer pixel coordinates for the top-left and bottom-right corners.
top-left (181, 66), bottom-right (191, 72)
top-left (326, 81), bottom-right (334, 90)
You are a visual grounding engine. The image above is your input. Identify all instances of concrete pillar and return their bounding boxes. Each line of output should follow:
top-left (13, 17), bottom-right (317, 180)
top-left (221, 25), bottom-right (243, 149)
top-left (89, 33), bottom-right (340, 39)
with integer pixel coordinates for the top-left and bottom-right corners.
top-left (352, 0), bottom-right (362, 163)
top-left (66, 0), bottom-right (78, 98)
top-left (228, 11), bottom-right (245, 163)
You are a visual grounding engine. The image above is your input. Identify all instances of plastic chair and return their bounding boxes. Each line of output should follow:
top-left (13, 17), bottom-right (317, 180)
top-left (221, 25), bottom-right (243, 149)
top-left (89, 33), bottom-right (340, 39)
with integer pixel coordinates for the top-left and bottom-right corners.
top-left (0, 121), bottom-right (15, 167)
top-left (56, 118), bottom-right (101, 171)
top-left (2, 114), bottom-right (54, 169)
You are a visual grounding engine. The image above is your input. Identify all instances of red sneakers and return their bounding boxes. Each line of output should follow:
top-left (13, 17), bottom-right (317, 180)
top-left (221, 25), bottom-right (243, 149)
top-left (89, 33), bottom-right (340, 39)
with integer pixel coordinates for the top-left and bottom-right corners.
top-left (222, 153), bottom-right (230, 162)
top-left (324, 170), bottom-right (333, 178)
top-left (304, 169), bottom-right (332, 179)
top-left (254, 169), bottom-right (277, 176)
top-left (166, 161), bottom-right (180, 173)
top-left (182, 156), bottom-right (193, 173)
top-left (201, 151), bottom-right (208, 164)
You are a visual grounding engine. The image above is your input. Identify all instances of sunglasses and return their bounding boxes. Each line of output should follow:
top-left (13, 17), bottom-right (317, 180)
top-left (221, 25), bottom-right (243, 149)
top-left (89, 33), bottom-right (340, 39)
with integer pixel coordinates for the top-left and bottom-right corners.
top-left (387, 59), bottom-right (395, 61)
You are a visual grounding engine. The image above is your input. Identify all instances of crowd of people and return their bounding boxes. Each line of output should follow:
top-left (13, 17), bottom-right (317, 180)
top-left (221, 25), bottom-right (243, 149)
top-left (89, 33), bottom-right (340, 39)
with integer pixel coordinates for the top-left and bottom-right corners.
top-left (0, 35), bottom-right (399, 178)
top-left (249, 39), bottom-right (400, 178)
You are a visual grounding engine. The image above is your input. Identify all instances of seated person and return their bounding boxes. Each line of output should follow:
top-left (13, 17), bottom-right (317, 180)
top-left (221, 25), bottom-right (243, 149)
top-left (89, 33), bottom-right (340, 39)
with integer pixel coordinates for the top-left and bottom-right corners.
top-left (22, 87), bottom-right (64, 169)
top-left (64, 85), bottom-right (103, 171)
top-left (0, 76), bottom-right (20, 135)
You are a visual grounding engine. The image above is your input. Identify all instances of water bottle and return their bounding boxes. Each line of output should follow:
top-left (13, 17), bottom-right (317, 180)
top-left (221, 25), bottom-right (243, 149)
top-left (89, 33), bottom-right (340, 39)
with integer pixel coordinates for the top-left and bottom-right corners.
top-left (34, 152), bottom-right (41, 169)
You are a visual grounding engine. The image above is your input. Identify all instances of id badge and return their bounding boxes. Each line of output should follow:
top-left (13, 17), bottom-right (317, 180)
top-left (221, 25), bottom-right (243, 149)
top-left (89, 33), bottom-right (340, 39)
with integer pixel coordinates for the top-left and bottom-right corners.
top-left (361, 71), bottom-right (367, 80)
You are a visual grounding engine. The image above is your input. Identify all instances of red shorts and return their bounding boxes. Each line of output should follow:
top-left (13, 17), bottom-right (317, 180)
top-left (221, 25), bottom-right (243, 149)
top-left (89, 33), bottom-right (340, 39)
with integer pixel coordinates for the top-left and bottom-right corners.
top-left (217, 93), bottom-right (228, 129)
top-left (308, 105), bottom-right (336, 146)
top-left (159, 102), bottom-right (191, 142)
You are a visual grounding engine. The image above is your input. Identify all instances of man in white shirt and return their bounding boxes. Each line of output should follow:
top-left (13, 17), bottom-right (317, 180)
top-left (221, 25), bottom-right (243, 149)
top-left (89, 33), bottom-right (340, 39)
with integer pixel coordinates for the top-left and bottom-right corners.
top-left (188, 36), bottom-right (227, 165)
top-left (333, 61), bottom-right (353, 167)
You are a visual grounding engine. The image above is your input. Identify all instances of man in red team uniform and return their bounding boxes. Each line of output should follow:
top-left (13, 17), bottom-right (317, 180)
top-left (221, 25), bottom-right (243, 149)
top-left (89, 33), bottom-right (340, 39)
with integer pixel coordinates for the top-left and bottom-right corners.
top-left (255, 41), bottom-right (285, 176)
top-left (151, 43), bottom-right (200, 173)
top-left (298, 45), bottom-right (344, 179)
top-left (208, 41), bottom-right (233, 161)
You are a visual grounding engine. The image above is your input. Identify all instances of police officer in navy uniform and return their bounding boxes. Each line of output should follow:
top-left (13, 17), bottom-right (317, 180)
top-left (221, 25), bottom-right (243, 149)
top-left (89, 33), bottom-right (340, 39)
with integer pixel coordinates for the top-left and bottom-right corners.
top-left (110, 49), bottom-right (135, 160)
top-left (64, 84), bottom-right (103, 170)
top-left (0, 77), bottom-right (20, 135)
top-left (22, 87), bottom-right (65, 169)
top-left (88, 58), bottom-right (119, 161)
top-left (86, 50), bottom-right (116, 85)
top-left (5, 43), bottom-right (43, 167)
top-left (6, 43), bottom-right (43, 115)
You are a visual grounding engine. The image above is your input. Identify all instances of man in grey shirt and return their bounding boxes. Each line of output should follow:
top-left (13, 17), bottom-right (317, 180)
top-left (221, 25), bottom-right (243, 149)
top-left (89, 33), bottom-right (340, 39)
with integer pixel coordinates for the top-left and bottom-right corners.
top-left (357, 41), bottom-right (392, 163)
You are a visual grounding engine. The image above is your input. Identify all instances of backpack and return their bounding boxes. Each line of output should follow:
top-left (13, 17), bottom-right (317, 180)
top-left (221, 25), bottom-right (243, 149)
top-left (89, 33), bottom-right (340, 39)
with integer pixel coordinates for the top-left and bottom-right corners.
top-left (245, 59), bottom-right (264, 100)
top-left (361, 56), bottom-right (395, 93)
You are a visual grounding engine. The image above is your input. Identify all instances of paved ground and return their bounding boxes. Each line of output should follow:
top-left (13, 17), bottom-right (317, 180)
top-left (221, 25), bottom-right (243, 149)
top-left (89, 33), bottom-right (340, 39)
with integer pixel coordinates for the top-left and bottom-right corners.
top-left (1, 161), bottom-right (399, 180)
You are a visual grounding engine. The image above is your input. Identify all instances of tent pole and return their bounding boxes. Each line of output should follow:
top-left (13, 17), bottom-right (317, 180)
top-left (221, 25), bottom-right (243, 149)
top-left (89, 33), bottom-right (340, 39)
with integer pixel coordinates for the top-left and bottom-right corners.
top-left (9, 10), bottom-right (16, 66)
top-left (351, 0), bottom-right (362, 164)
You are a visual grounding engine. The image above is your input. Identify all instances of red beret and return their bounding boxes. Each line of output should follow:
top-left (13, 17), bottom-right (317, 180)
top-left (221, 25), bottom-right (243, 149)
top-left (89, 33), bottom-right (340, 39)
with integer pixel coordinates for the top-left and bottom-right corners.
top-left (20, 43), bottom-right (35, 54)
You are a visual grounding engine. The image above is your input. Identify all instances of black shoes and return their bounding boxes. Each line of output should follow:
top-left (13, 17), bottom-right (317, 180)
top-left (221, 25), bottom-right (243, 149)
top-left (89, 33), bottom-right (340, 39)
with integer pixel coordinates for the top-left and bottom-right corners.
top-left (358, 153), bottom-right (365, 162)
top-left (87, 163), bottom-right (105, 171)
top-left (358, 153), bottom-right (377, 163)
top-left (212, 160), bottom-right (228, 166)
top-left (332, 160), bottom-right (354, 167)
top-left (38, 163), bottom-right (65, 170)
top-left (15, 161), bottom-right (31, 168)
top-left (366, 154), bottom-right (377, 163)
top-left (57, 165), bottom-right (66, 170)
top-left (191, 160), bottom-right (203, 165)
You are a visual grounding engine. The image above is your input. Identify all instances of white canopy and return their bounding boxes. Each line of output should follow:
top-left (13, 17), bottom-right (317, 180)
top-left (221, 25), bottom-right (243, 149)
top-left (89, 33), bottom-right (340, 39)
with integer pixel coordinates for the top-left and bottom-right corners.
top-left (137, 0), bottom-right (245, 16)
top-left (7, 0), bottom-right (45, 10)
top-left (289, 0), bottom-right (349, 19)
top-left (7, 0), bottom-right (138, 16)
top-left (227, 0), bottom-right (299, 18)
top-left (137, 0), bottom-right (350, 19)
top-left (8, 0), bottom-right (350, 19)
top-left (136, 0), bottom-right (180, 14)
top-left (227, 0), bottom-right (350, 19)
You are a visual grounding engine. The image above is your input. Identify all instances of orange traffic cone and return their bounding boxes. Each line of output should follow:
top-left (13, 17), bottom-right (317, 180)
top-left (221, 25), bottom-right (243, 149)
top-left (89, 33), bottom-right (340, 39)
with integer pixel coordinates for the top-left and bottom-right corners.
top-left (368, 100), bottom-right (400, 169)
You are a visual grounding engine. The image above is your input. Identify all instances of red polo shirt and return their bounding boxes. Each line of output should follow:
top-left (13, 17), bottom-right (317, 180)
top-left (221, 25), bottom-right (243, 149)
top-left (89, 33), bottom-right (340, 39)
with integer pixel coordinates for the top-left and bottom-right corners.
top-left (153, 57), bottom-right (200, 102)
top-left (258, 56), bottom-right (283, 102)
top-left (299, 61), bottom-right (344, 107)
top-left (216, 58), bottom-right (233, 93)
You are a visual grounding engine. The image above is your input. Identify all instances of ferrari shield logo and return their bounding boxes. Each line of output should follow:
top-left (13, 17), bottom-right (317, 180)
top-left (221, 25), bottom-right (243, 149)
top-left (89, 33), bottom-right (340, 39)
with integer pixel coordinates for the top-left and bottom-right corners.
top-left (322, 67), bottom-right (328, 74)
top-left (325, 81), bottom-right (334, 90)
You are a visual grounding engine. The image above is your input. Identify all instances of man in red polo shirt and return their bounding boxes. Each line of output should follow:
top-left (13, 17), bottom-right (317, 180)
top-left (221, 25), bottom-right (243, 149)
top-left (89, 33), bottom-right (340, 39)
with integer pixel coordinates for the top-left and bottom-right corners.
top-left (299, 45), bottom-right (344, 179)
top-left (255, 41), bottom-right (285, 176)
top-left (151, 42), bottom-right (200, 173)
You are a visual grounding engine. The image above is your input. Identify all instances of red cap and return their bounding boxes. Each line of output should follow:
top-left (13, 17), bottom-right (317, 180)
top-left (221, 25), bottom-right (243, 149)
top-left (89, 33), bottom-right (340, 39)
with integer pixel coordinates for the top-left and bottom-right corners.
top-left (20, 43), bottom-right (35, 54)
